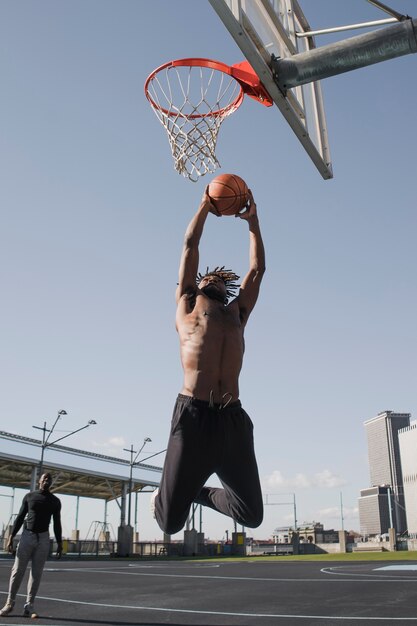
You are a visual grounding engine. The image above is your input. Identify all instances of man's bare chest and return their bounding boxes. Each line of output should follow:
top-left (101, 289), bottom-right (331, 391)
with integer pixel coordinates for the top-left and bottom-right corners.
top-left (194, 304), bottom-right (241, 330)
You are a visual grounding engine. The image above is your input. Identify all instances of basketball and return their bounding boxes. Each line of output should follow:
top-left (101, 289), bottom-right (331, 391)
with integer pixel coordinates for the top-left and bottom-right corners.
top-left (208, 173), bottom-right (249, 216)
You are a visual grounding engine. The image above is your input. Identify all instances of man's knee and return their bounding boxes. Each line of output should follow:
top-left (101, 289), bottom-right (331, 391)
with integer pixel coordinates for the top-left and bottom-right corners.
top-left (155, 504), bottom-right (187, 536)
top-left (240, 506), bottom-right (263, 529)
top-left (155, 514), bottom-right (185, 536)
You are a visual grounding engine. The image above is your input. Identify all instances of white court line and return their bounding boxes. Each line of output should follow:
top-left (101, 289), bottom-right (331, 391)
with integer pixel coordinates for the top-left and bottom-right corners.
top-left (127, 562), bottom-right (220, 568)
top-left (321, 566), bottom-right (417, 580)
top-left (11, 594), bottom-right (417, 621)
top-left (377, 565), bottom-right (417, 571)
top-left (1, 588), bottom-right (417, 622)
top-left (40, 566), bottom-right (417, 583)
top-left (45, 563), bottom-right (220, 572)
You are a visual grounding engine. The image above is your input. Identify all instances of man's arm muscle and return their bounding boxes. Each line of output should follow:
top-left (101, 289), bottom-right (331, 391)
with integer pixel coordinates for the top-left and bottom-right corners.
top-left (237, 194), bottom-right (266, 325)
top-left (176, 188), bottom-right (218, 305)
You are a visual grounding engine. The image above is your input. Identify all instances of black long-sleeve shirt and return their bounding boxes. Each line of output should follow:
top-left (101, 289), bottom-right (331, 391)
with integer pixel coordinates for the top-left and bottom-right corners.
top-left (11, 489), bottom-right (62, 543)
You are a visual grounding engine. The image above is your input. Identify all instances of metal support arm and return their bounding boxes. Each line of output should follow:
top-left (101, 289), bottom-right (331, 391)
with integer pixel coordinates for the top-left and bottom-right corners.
top-left (272, 17), bottom-right (417, 92)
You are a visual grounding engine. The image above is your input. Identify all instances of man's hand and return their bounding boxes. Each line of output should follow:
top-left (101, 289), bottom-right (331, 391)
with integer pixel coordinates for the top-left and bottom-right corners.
top-left (201, 186), bottom-right (222, 217)
top-left (6, 536), bottom-right (13, 553)
top-left (236, 189), bottom-right (257, 221)
top-left (55, 542), bottom-right (63, 559)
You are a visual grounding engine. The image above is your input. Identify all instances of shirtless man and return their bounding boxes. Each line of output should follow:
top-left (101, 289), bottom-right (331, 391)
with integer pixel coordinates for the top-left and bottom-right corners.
top-left (153, 186), bottom-right (265, 535)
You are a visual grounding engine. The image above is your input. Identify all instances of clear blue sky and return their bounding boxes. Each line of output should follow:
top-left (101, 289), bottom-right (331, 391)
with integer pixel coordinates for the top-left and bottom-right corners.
top-left (1, 1), bottom-right (416, 542)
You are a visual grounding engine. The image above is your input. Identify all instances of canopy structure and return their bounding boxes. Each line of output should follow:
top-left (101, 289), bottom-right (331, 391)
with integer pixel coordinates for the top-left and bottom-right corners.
top-left (0, 431), bottom-right (161, 502)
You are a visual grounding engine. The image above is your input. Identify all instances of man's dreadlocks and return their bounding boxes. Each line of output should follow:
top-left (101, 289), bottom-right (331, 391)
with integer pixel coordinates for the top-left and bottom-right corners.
top-left (196, 266), bottom-right (240, 303)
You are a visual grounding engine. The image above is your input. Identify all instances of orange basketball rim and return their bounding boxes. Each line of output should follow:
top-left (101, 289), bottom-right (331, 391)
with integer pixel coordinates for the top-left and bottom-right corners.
top-left (144, 58), bottom-right (272, 182)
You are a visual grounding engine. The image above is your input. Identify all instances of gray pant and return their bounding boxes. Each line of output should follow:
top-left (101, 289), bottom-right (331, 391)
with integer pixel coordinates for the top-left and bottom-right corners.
top-left (7, 529), bottom-right (50, 608)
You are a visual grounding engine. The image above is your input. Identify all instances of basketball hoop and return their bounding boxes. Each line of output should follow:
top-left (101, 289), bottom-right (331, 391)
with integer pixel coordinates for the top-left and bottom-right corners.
top-left (144, 58), bottom-right (272, 182)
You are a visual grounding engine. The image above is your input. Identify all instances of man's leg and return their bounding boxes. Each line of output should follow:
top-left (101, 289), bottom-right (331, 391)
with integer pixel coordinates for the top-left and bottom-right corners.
top-left (155, 396), bottom-right (214, 535)
top-left (2, 530), bottom-right (34, 612)
top-left (195, 406), bottom-right (263, 528)
top-left (25, 532), bottom-right (50, 615)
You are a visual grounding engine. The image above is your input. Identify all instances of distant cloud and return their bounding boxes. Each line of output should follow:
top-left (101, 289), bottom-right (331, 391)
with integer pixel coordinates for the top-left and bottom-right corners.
top-left (319, 506), bottom-right (358, 519)
top-left (262, 468), bottom-right (347, 491)
top-left (316, 505), bottom-right (359, 530)
top-left (318, 507), bottom-right (341, 517)
top-left (91, 436), bottom-right (126, 455)
top-left (314, 469), bottom-right (347, 488)
top-left (108, 436), bottom-right (126, 447)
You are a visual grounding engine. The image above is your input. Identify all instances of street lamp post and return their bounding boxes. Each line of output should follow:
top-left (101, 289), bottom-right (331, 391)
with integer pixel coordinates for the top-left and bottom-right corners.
top-left (340, 492), bottom-right (345, 532)
top-left (33, 410), bottom-right (67, 477)
top-left (33, 410), bottom-right (97, 480)
top-left (124, 437), bottom-right (152, 527)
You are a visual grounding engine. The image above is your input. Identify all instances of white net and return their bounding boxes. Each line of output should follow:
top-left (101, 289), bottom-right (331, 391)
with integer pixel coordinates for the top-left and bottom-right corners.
top-left (146, 63), bottom-right (244, 182)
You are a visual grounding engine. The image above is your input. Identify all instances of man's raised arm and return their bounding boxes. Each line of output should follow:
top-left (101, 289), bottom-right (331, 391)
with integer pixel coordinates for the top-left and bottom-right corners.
top-left (236, 191), bottom-right (266, 324)
top-left (176, 187), bottom-right (219, 304)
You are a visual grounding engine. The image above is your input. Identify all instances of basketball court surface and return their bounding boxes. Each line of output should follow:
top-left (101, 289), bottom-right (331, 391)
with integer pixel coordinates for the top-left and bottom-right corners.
top-left (1, 557), bottom-right (417, 625)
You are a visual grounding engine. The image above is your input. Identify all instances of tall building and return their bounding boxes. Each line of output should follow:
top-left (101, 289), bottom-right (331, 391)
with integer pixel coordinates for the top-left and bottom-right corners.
top-left (359, 410), bottom-right (410, 535)
top-left (398, 421), bottom-right (417, 537)
top-left (358, 486), bottom-right (392, 535)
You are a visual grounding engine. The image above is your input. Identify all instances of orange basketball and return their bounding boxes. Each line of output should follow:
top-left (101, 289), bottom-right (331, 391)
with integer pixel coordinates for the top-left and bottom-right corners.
top-left (208, 173), bottom-right (249, 216)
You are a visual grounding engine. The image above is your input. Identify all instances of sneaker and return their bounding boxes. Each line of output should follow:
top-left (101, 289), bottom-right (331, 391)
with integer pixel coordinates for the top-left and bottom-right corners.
top-left (0, 602), bottom-right (14, 616)
top-left (150, 488), bottom-right (159, 519)
top-left (23, 603), bottom-right (38, 618)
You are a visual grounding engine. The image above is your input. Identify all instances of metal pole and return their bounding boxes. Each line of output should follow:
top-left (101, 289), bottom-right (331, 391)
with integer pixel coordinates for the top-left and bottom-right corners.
top-left (124, 438), bottom-right (151, 528)
top-left (38, 421), bottom-right (47, 478)
top-left (296, 18), bottom-right (398, 38)
top-left (272, 17), bottom-right (417, 91)
top-left (293, 493), bottom-right (297, 531)
top-left (139, 448), bottom-right (166, 464)
top-left (125, 445), bottom-right (134, 527)
top-left (34, 411), bottom-right (68, 479)
top-left (30, 466), bottom-right (37, 491)
top-left (120, 483), bottom-right (127, 527)
top-left (75, 495), bottom-right (80, 531)
top-left (33, 411), bottom-right (95, 482)
top-left (10, 487), bottom-right (15, 519)
top-left (48, 420), bottom-right (96, 446)
top-left (340, 492), bottom-right (345, 532)
top-left (366, 0), bottom-right (408, 22)
top-left (128, 461), bottom-right (133, 527)
top-left (387, 487), bottom-right (394, 528)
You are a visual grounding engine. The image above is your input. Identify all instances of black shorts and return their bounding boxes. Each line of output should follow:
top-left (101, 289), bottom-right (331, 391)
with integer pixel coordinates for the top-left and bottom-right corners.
top-left (154, 394), bottom-right (263, 535)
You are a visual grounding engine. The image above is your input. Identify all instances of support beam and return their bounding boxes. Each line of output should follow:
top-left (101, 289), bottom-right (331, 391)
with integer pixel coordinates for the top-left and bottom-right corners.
top-left (120, 481), bottom-right (128, 527)
top-left (272, 18), bottom-right (417, 91)
top-left (30, 466), bottom-right (37, 491)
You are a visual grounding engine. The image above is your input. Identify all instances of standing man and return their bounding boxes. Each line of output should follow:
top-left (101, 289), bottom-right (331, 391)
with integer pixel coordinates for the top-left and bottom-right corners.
top-left (0, 472), bottom-right (62, 618)
top-left (153, 186), bottom-right (266, 535)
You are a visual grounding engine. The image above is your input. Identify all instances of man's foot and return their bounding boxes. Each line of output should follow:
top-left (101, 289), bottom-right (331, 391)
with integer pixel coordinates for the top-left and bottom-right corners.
top-left (0, 602), bottom-right (14, 616)
top-left (23, 603), bottom-right (38, 619)
top-left (150, 488), bottom-right (159, 519)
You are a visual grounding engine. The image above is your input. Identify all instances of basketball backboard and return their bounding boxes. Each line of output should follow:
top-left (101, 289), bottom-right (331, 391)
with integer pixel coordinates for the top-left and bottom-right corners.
top-left (208, 0), bottom-right (333, 179)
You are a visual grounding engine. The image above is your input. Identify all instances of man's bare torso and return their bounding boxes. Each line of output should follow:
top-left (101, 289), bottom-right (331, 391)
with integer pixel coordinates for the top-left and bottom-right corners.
top-left (176, 292), bottom-right (244, 403)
